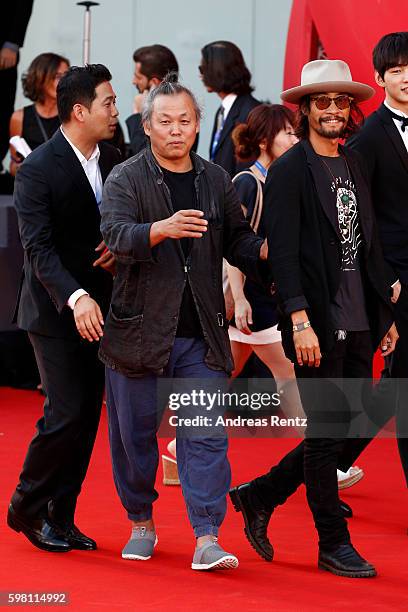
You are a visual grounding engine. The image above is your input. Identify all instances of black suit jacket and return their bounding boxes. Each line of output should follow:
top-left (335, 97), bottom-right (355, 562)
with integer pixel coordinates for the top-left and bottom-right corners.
top-left (348, 103), bottom-right (408, 284)
top-left (263, 140), bottom-right (393, 361)
top-left (209, 94), bottom-right (260, 177)
top-left (1, 1), bottom-right (33, 47)
top-left (14, 129), bottom-right (121, 338)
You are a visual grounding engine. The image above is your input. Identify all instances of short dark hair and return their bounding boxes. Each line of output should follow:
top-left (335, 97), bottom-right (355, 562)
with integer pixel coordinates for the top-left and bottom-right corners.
top-left (294, 95), bottom-right (364, 140)
top-left (133, 44), bottom-right (178, 81)
top-left (142, 72), bottom-right (202, 123)
top-left (232, 104), bottom-right (295, 161)
top-left (22, 52), bottom-right (70, 103)
top-left (373, 32), bottom-right (408, 78)
top-left (200, 40), bottom-right (254, 95)
top-left (57, 64), bottom-right (112, 123)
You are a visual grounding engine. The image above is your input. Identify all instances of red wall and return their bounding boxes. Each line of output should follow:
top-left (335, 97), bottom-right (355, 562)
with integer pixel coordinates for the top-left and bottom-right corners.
top-left (284, 0), bottom-right (408, 115)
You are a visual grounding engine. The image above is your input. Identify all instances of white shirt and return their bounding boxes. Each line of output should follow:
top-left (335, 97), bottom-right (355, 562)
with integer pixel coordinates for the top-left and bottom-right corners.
top-left (221, 93), bottom-right (238, 121)
top-left (60, 127), bottom-right (103, 309)
top-left (384, 100), bottom-right (408, 153)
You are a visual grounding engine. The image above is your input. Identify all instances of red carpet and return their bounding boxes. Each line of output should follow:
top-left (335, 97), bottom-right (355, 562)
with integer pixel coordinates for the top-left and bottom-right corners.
top-left (1, 387), bottom-right (407, 611)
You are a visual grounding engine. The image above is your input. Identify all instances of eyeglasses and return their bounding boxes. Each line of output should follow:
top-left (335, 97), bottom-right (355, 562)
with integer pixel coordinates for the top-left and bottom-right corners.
top-left (310, 95), bottom-right (353, 110)
top-left (198, 65), bottom-right (204, 75)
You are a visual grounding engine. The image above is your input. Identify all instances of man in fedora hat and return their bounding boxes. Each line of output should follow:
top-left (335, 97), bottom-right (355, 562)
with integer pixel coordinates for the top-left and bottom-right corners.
top-left (229, 59), bottom-right (398, 578)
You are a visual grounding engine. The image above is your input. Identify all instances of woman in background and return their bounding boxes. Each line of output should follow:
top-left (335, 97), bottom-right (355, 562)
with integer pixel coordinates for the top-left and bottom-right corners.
top-left (9, 52), bottom-right (69, 175)
top-left (228, 104), bottom-right (302, 417)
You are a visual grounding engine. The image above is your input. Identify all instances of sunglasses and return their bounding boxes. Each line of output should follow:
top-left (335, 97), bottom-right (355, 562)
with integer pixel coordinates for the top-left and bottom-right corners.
top-left (310, 95), bottom-right (353, 110)
top-left (198, 65), bottom-right (204, 75)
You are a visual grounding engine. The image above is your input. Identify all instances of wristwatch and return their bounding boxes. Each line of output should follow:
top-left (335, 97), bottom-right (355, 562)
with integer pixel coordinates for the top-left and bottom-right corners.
top-left (292, 321), bottom-right (311, 332)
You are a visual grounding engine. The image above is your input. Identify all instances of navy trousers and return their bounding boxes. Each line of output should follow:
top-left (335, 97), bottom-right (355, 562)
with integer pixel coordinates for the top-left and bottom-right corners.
top-left (105, 338), bottom-right (230, 537)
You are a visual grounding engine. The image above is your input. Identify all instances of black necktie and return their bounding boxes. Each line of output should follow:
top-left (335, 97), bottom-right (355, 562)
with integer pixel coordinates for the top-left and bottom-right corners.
top-left (387, 108), bottom-right (408, 132)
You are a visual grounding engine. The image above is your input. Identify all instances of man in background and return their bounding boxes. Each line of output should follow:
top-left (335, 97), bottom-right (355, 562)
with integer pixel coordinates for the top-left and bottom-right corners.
top-left (126, 44), bottom-right (179, 156)
top-left (199, 40), bottom-right (260, 177)
top-left (349, 31), bottom-right (408, 487)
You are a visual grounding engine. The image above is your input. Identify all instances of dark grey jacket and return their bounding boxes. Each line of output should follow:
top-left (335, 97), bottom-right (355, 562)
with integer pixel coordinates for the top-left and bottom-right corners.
top-left (99, 146), bottom-right (265, 377)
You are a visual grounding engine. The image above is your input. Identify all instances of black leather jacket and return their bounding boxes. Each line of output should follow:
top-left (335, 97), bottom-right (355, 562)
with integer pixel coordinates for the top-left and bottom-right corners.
top-left (99, 146), bottom-right (264, 377)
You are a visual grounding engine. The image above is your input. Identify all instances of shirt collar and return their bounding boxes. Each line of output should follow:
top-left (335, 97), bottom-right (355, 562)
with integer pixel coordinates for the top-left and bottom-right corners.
top-left (60, 127), bottom-right (100, 164)
top-left (221, 93), bottom-right (238, 116)
top-left (384, 100), bottom-right (408, 119)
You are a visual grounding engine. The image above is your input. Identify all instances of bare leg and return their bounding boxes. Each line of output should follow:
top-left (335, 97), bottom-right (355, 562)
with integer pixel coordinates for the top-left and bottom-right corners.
top-left (230, 340), bottom-right (253, 379)
top-left (253, 342), bottom-right (306, 433)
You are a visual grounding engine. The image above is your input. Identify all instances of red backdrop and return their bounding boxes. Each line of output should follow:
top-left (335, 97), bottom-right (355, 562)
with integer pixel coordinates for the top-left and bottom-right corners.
top-left (283, 0), bottom-right (408, 115)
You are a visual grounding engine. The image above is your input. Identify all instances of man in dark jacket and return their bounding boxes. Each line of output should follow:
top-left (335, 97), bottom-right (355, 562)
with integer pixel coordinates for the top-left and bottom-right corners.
top-left (230, 60), bottom-right (398, 578)
top-left (8, 65), bottom-right (121, 553)
top-left (348, 31), bottom-right (408, 485)
top-left (100, 74), bottom-right (267, 570)
top-left (199, 40), bottom-right (260, 177)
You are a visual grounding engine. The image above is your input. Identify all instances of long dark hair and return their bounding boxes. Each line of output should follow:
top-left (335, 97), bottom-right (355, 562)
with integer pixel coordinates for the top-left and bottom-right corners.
top-left (200, 41), bottom-right (253, 95)
top-left (294, 96), bottom-right (364, 140)
top-left (232, 104), bottom-right (295, 161)
top-left (22, 52), bottom-right (70, 103)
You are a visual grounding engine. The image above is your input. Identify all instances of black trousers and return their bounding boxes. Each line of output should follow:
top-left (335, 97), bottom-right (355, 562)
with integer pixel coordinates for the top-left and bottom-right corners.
top-left (11, 332), bottom-right (104, 525)
top-left (0, 65), bottom-right (17, 169)
top-left (252, 331), bottom-right (374, 551)
top-left (391, 282), bottom-right (408, 485)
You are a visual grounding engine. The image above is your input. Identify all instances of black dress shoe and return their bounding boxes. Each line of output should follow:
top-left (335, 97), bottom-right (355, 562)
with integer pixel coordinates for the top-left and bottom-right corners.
top-left (63, 525), bottom-right (97, 550)
top-left (339, 499), bottom-right (353, 518)
top-left (229, 483), bottom-right (273, 561)
top-left (7, 504), bottom-right (71, 553)
top-left (318, 544), bottom-right (377, 578)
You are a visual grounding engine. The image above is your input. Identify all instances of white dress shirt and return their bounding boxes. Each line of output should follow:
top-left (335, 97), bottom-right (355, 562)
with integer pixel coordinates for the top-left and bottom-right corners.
top-left (384, 100), bottom-right (408, 153)
top-left (221, 93), bottom-right (238, 121)
top-left (60, 127), bottom-right (103, 309)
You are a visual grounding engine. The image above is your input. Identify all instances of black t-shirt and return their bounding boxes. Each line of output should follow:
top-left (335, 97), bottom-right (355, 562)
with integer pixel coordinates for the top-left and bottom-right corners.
top-left (161, 167), bottom-right (203, 338)
top-left (318, 155), bottom-right (370, 331)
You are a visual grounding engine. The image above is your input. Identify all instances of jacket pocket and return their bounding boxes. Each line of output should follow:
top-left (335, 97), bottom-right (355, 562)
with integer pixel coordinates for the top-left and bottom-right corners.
top-left (101, 308), bottom-right (143, 371)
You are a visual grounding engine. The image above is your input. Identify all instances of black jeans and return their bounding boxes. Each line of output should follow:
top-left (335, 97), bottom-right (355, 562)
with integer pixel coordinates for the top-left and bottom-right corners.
top-left (251, 331), bottom-right (374, 551)
top-left (11, 333), bottom-right (104, 525)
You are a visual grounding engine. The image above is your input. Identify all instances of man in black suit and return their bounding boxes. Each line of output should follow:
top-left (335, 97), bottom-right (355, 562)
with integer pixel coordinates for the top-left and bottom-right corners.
top-left (199, 41), bottom-right (260, 177)
top-left (348, 32), bottom-right (408, 484)
top-left (7, 64), bottom-right (121, 552)
top-left (230, 60), bottom-right (398, 578)
top-left (0, 0), bottom-right (33, 174)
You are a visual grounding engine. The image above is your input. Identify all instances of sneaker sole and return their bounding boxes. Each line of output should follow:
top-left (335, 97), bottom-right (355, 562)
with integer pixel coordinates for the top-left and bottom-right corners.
top-left (229, 488), bottom-right (273, 562)
top-left (191, 555), bottom-right (239, 570)
top-left (318, 560), bottom-right (377, 578)
top-left (338, 471), bottom-right (364, 490)
top-left (122, 536), bottom-right (158, 561)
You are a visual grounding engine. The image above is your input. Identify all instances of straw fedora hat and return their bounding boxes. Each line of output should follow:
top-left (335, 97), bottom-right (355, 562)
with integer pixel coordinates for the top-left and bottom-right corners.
top-left (281, 59), bottom-right (375, 104)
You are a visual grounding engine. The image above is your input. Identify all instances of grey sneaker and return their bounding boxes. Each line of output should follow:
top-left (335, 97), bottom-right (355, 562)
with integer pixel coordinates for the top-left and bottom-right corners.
top-left (121, 526), bottom-right (158, 561)
top-left (191, 541), bottom-right (239, 571)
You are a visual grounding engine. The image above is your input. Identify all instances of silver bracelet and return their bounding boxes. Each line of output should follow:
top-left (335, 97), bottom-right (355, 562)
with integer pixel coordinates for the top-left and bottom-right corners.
top-left (292, 320), bottom-right (311, 332)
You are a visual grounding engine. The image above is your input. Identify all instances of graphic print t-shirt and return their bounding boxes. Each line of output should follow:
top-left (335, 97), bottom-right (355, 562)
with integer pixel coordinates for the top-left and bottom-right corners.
top-left (319, 155), bottom-right (370, 331)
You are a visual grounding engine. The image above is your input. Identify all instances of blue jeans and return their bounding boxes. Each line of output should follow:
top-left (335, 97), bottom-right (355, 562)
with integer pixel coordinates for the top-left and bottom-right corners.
top-left (105, 338), bottom-right (230, 537)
